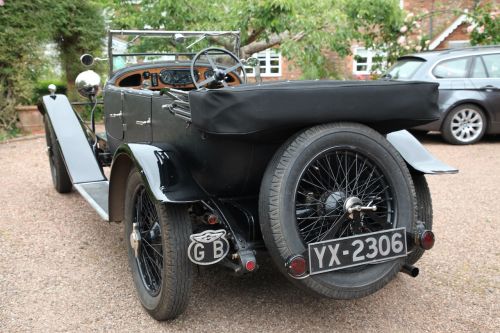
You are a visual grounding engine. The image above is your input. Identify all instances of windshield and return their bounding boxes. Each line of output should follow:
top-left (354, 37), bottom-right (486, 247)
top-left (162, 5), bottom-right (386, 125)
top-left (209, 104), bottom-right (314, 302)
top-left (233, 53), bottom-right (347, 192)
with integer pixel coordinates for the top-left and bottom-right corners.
top-left (386, 58), bottom-right (425, 79)
top-left (108, 30), bottom-right (240, 72)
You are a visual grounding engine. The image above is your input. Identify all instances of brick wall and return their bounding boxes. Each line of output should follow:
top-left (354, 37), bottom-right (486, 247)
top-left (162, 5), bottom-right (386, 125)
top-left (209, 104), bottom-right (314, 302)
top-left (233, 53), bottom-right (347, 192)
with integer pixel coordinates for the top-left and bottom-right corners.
top-left (435, 22), bottom-right (471, 49)
top-left (402, 0), bottom-right (475, 39)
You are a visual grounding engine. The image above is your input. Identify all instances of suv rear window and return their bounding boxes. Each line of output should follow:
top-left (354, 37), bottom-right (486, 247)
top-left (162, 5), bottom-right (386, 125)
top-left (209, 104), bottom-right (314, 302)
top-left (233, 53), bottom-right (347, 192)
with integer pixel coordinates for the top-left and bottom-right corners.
top-left (432, 57), bottom-right (472, 78)
top-left (386, 58), bottom-right (425, 79)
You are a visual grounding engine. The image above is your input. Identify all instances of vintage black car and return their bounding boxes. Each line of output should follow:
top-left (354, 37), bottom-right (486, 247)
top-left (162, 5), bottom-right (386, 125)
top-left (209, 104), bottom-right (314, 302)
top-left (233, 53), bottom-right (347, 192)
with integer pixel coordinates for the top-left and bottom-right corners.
top-left (39, 30), bottom-right (457, 321)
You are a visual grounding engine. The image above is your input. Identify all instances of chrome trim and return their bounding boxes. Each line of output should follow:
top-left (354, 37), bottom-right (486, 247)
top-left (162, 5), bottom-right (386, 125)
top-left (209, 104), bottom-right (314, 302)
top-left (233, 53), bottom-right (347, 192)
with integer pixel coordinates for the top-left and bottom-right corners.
top-left (109, 111), bottom-right (122, 118)
top-left (109, 29), bottom-right (240, 36)
top-left (135, 117), bottom-right (151, 126)
top-left (107, 29), bottom-right (241, 75)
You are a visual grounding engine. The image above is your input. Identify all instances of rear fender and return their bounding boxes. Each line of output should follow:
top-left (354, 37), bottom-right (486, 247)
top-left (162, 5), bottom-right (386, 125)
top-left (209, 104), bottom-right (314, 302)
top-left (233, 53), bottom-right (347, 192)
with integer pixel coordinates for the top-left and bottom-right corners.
top-left (387, 130), bottom-right (458, 174)
top-left (108, 143), bottom-right (206, 222)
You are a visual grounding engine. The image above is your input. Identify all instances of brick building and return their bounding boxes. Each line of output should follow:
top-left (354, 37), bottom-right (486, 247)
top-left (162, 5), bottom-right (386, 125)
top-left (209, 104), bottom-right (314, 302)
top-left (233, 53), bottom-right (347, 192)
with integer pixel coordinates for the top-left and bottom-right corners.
top-left (252, 0), bottom-right (483, 82)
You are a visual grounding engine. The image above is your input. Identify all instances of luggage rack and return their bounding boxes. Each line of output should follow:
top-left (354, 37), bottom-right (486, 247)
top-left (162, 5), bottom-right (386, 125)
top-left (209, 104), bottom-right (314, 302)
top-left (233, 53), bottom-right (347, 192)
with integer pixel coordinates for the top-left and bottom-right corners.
top-left (162, 88), bottom-right (191, 122)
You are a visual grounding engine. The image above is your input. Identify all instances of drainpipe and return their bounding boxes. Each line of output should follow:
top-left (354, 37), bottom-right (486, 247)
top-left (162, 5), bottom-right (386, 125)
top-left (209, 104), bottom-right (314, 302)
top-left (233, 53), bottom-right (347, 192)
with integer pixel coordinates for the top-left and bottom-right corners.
top-left (429, 0), bottom-right (435, 39)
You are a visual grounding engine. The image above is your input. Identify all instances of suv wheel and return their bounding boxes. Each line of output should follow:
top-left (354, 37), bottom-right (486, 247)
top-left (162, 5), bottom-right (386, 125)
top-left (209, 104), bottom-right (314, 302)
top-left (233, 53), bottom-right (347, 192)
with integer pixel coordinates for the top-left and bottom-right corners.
top-left (442, 104), bottom-right (486, 145)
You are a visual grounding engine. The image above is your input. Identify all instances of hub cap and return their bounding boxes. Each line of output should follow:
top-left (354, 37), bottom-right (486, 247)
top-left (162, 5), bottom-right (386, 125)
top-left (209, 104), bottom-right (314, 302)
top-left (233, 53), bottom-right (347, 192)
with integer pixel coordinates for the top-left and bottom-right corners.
top-left (451, 108), bottom-right (483, 143)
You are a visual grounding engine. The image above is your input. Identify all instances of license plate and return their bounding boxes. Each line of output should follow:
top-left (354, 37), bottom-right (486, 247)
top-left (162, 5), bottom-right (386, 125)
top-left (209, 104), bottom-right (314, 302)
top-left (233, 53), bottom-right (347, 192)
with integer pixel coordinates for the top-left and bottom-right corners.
top-left (308, 228), bottom-right (407, 275)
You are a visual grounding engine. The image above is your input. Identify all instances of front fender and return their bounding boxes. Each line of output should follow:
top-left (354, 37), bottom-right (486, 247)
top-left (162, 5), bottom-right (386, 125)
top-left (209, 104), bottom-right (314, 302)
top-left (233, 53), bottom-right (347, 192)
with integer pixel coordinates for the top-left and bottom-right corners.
top-left (108, 143), bottom-right (207, 222)
top-left (387, 130), bottom-right (458, 174)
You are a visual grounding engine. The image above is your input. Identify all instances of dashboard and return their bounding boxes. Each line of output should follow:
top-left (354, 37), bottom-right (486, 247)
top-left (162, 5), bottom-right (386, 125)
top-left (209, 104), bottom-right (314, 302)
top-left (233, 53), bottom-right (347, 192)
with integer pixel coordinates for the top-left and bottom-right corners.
top-left (115, 66), bottom-right (241, 90)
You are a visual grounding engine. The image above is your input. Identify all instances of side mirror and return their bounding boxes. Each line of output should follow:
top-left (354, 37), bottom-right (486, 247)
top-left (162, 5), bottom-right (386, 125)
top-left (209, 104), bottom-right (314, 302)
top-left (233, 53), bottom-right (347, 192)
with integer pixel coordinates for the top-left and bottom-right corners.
top-left (75, 70), bottom-right (101, 99)
top-left (244, 57), bottom-right (259, 67)
top-left (80, 54), bottom-right (94, 67)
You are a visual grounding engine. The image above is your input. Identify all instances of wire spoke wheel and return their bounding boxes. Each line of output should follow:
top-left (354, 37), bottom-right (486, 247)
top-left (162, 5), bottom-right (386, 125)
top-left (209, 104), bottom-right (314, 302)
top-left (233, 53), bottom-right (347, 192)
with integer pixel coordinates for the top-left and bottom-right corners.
top-left (125, 169), bottom-right (192, 320)
top-left (259, 123), bottom-right (417, 299)
top-left (295, 149), bottom-right (394, 245)
top-left (133, 186), bottom-right (163, 296)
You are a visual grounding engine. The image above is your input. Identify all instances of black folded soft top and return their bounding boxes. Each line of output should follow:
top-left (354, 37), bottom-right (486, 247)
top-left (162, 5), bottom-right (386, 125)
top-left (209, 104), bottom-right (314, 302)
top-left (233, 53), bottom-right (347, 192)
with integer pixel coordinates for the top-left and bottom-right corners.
top-left (188, 80), bottom-right (439, 135)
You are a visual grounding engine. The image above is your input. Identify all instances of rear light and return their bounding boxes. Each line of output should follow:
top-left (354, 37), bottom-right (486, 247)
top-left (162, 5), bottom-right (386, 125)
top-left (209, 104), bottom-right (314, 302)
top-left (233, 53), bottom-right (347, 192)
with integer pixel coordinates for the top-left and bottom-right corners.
top-left (419, 230), bottom-right (435, 250)
top-left (245, 260), bottom-right (256, 272)
top-left (206, 214), bottom-right (218, 225)
top-left (286, 255), bottom-right (307, 278)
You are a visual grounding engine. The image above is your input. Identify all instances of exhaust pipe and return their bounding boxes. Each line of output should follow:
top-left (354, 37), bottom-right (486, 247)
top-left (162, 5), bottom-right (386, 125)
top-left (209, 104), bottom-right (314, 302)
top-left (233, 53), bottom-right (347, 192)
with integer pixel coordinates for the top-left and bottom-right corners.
top-left (401, 264), bottom-right (419, 277)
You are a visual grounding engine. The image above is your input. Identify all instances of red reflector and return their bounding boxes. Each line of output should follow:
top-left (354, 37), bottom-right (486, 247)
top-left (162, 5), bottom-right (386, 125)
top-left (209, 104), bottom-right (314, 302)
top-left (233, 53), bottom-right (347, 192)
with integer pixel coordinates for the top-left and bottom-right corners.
top-left (207, 214), bottom-right (218, 225)
top-left (420, 230), bottom-right (435, 250)
top-left (245, 260), bottom-right (256, 272)
top-left (287, 255), bottom-right (307, 277)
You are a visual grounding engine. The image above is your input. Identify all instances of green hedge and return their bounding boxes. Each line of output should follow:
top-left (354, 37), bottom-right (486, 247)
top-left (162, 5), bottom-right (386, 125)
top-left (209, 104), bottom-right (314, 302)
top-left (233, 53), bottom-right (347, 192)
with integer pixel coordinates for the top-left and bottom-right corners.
top-left (32, 80), bottom-right (67, 104)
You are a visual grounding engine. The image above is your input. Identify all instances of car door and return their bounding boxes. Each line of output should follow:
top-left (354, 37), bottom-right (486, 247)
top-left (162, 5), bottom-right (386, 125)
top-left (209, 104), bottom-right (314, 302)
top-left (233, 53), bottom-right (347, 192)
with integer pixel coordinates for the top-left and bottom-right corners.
top-left (470, 53), bottom-right (500, 129)
top-left (103, 86), bottom-right (124, 141)
top-left (122, 88), bottom-right (153, 143)
top-left (431, 56), bottom-right (474, 106)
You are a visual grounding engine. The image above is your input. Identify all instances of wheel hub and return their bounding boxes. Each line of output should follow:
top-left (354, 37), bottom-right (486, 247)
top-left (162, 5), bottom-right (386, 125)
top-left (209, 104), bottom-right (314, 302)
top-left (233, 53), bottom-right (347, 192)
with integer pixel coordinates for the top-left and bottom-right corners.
top-left (344, 196), bottom-right (377, 220)
top-left (130, 222), bottom-right (141, 258)
top-left (321, 191), bottom-right (346, 215)
top-left (344, 196), bottom-right (362, 211)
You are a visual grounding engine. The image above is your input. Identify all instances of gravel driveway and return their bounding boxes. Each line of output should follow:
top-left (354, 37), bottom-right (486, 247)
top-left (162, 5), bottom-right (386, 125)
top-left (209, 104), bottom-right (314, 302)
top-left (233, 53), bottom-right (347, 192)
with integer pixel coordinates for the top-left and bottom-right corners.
top-left (0, 134), bottom-right (499, 332)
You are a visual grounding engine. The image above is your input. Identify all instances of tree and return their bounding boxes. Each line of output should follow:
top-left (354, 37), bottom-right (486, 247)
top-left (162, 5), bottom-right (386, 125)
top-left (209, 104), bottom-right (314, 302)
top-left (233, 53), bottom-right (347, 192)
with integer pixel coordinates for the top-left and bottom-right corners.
top-left (0, 1), bottom-right (54, 129)
top-left (52, 1), bottom-right (105, 95)
top-left (345, 0), bottom-right (431, 75)
top-left (0, 1), bottom-right (105, 131)
top-left (465, 3), bottom-right (500, 45)
top-left (110, 0), bottom-right (407, 79)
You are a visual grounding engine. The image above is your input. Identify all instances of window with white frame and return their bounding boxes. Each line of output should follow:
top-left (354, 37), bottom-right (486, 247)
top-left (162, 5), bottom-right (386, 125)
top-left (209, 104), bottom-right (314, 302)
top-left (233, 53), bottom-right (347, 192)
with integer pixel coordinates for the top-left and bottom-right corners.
top-left (353, 47), bottom-right (385, 75)
top-left (245, 49), bottom-right (282, 77)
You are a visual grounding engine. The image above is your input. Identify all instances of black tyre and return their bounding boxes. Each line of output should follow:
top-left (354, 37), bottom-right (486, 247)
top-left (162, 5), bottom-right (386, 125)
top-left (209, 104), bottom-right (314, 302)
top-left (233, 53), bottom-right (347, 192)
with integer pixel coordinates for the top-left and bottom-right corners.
top-left (259, 123), bottom-right (417, 299)
top-left (406, 173), bottom-right (433, 266)
top-left (124, 169), bottom-right (192, 320)
top-left (442, 104), bottom-right (486, 145)
top-left (43, 116), bottom-right (72, 193)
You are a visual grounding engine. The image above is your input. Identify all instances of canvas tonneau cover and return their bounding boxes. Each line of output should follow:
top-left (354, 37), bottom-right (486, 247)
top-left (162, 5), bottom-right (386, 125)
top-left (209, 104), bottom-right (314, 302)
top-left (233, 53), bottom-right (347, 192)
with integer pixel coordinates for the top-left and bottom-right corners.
top-left (188, 80), bottom-right (439, 135)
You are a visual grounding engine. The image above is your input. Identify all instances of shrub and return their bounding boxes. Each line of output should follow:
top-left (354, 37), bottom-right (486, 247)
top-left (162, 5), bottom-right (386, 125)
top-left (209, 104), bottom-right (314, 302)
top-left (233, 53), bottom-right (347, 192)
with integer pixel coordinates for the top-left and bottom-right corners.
top-left (32, 80), bottom-right (68, 104)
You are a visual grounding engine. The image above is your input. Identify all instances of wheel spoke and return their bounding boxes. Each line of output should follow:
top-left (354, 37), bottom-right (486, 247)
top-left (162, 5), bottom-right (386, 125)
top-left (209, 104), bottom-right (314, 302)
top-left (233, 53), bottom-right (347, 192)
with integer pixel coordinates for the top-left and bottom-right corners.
top-left (224, 63), bottom-right (243, 75)
top-left (204, 52), bottom-right (219, 71)
top-left (197, 76), bottom-right (216, 87)
top-left (295, 148), bottom-right (394, 244)
top-left (133, 185), bottom-right (163, 296)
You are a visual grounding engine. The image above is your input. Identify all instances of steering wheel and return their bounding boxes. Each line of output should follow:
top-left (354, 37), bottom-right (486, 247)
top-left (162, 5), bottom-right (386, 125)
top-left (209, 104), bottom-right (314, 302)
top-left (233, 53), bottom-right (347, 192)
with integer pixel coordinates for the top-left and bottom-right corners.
top-left (190, 47), bottom-right (247, 89)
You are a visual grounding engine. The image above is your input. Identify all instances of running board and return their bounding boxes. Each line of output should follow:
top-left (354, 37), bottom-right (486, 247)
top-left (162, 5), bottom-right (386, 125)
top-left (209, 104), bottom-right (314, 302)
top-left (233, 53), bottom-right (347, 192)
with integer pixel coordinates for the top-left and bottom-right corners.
top-left (74, 181), bottom-right (109, 221)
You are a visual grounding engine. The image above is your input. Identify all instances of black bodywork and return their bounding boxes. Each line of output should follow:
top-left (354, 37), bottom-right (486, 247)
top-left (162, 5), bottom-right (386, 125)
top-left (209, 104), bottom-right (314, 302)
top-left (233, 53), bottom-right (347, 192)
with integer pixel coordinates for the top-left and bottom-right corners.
top-left (103, 75), bottom-right (444, 199)
top-left (39, 63), bottom-right (456, 245)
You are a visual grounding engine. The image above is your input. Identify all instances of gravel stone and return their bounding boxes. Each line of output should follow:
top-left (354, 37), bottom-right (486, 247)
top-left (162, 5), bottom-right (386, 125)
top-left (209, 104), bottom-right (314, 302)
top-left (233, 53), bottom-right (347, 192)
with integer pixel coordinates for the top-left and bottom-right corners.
top-left (0, 134), bottom-right (498, 332)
